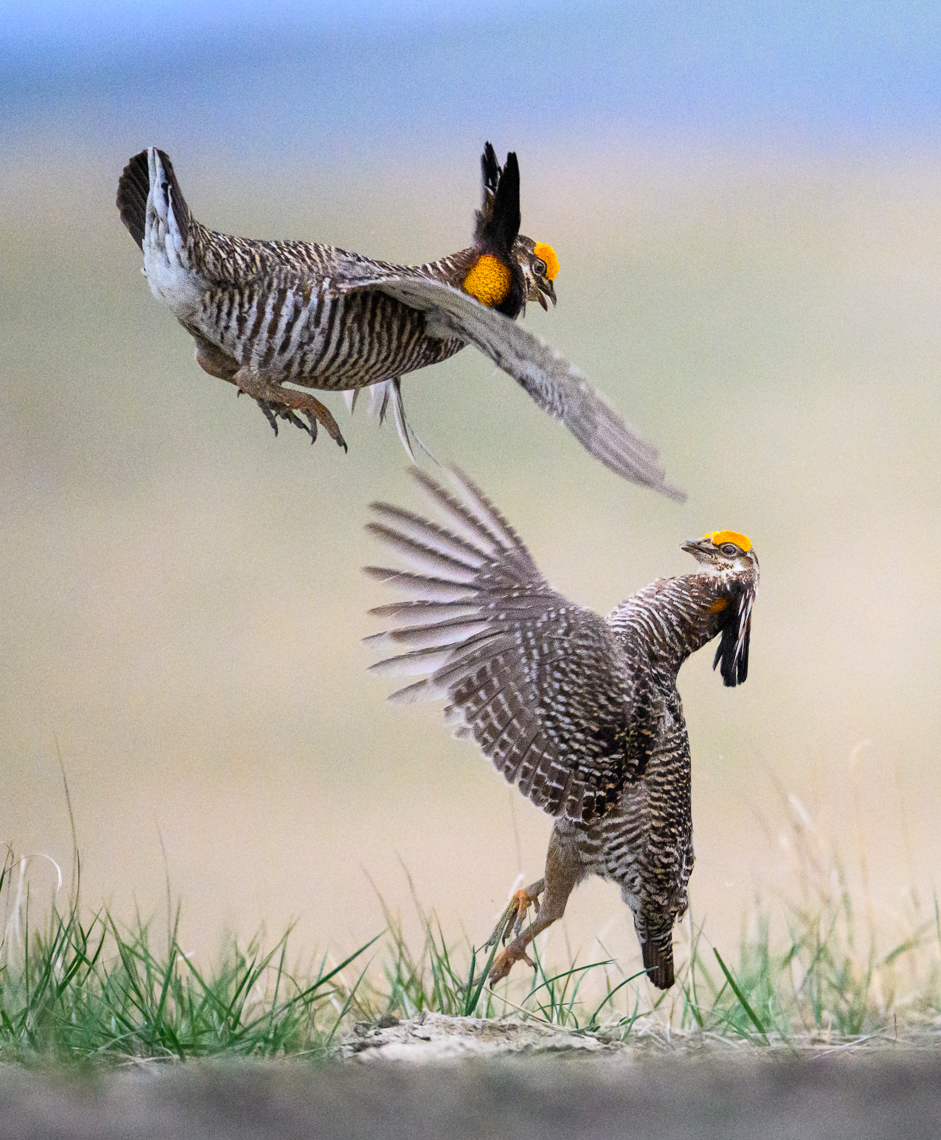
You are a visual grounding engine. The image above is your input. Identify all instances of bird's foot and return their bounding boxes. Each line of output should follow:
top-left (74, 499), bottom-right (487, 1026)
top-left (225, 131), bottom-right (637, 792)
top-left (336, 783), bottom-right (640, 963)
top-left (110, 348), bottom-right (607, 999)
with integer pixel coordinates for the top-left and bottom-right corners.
top-left (234, 369), bottom-right (348, 451)
top-left (488, 939), bottom-right (537, 985)
top-left (484, 881), bottom-right (544, 955)
top-left (506, 885), bottom-right (543, 939)
top-left (250, 397), bottom-right (312, 439)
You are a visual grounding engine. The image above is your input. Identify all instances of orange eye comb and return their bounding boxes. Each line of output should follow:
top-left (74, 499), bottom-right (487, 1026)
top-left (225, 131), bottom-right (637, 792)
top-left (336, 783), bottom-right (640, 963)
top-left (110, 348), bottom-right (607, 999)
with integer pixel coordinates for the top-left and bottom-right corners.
top-left (703, 530), bottom-right (752, 553)
top-left (533, 242), bottom-right (559, 280)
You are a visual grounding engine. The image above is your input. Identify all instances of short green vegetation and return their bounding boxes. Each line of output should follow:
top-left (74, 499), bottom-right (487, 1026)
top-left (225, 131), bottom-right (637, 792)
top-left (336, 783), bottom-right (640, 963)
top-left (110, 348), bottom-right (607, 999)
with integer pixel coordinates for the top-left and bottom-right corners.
top-left (3, 814), bottom-right (941, 1064)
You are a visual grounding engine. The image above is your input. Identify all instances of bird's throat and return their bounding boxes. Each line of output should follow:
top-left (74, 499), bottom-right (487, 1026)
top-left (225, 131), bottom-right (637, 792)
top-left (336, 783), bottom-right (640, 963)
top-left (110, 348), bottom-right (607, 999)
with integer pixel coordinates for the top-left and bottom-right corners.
top-left (463, 254), bottom-right (512, 307)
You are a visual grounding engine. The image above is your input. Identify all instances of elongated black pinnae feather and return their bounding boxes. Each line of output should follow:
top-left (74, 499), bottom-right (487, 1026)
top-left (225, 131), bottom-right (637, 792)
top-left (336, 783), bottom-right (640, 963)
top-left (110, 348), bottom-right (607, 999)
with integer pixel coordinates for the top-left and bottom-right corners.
top-left (712, 595), bottom-right (752, 686)
top-left (480, 142), bottom-right (500, 199)
top-left (474, 151), bottom-right (521, 255)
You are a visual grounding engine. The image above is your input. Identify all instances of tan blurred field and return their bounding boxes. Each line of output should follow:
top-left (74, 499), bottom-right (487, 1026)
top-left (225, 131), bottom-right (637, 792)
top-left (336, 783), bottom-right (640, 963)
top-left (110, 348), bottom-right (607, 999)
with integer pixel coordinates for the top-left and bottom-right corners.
top-left (3, 140), bottom-right (941, 981)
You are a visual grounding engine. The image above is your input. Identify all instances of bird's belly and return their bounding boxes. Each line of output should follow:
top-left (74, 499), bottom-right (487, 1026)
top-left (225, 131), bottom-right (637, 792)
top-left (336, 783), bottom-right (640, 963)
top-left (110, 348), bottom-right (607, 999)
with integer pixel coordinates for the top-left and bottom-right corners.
top-left (578, 794), bottom-right (650, 887)
top-left (191, 283), bottom-right (464, 390)
top-left (573, 775), bottom-right (693, 922)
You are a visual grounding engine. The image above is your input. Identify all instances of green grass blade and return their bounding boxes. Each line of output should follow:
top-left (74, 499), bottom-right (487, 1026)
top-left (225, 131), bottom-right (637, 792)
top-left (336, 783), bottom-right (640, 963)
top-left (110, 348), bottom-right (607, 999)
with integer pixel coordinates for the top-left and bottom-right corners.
top-left (713, 948), bottom-right (769, 1043)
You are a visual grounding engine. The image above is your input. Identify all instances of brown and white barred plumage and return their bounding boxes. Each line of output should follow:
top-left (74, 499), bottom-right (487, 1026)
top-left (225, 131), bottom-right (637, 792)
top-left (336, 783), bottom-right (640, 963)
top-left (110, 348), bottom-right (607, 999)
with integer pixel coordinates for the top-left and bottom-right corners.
top-left (116, 145), bottom-right (683, 498)
top-left (365, 469), bottom-right (758, 989)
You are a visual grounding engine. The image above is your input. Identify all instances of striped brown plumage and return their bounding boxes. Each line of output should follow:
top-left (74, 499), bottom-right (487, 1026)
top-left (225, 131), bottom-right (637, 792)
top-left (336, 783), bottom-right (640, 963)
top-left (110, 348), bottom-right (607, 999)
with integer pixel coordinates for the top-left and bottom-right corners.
top-left (365, 469), bottom-right (759, 988)
top-left (116, 145), bottom-right (683, 498)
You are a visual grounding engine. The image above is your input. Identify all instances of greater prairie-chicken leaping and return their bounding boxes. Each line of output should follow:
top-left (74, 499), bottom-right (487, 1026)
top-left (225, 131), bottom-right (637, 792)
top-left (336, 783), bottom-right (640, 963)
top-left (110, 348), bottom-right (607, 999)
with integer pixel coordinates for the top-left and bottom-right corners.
top-left (117, 145), bottom-right (683, 498)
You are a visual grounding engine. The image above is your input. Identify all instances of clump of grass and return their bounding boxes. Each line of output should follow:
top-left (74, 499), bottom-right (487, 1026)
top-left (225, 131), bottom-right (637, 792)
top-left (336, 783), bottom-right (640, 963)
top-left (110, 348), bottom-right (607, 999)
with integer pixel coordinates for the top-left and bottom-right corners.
top-left (4, 793), bottom-right (941, 1063)
top-left (668, 795), bottom-right (941, 1048)
top-left (0, 846), bottom-right (378, 1062)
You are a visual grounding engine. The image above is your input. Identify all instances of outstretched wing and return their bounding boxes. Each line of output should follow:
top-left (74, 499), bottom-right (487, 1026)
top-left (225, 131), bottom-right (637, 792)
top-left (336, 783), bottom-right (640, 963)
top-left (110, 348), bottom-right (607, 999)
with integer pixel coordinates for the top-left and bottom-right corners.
top-left (364, 468), bottom-right (639, 823)
top-left (340, 275), bottom-right (684, 500)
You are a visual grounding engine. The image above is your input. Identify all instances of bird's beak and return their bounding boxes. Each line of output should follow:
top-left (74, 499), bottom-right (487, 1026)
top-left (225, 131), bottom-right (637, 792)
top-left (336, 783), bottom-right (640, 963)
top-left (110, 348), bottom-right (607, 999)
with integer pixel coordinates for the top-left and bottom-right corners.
top-left (681, 538), bottom-right (710, 557)
top-left (535, 279), bottom-right (556, 310)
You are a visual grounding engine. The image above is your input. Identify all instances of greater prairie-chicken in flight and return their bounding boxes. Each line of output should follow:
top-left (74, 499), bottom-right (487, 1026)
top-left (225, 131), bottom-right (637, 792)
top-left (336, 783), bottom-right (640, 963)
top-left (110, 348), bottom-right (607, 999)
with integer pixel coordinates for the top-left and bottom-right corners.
top-left (365, 469), bottom-right (758, 988)
top-left (116, 144), bottom-right (683, 498)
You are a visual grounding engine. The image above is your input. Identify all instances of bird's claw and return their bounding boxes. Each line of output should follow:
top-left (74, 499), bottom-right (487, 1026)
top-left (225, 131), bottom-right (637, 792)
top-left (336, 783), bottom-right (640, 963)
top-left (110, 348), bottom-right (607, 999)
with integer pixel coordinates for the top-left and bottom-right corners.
top-left (488, 942), bottom-right (536, 986)
top-left (235, 370), bottom-right (348, 451)
top-left (255, 399), bottom-right (317, 437)
top-left (484, 884), bottom-right (543, 953)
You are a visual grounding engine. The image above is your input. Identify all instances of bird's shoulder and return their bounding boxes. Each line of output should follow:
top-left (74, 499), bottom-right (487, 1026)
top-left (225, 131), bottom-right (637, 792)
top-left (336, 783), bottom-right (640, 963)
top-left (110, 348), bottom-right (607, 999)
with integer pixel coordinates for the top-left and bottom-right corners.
top-left (189, 224), bottom-right (406, 290)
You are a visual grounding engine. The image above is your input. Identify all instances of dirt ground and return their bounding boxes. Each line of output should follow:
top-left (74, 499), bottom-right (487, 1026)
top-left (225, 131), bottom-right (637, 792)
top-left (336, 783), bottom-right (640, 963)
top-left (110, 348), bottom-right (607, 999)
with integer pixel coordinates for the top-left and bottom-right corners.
top-left (3, 1041), bottom-right (941, 1140)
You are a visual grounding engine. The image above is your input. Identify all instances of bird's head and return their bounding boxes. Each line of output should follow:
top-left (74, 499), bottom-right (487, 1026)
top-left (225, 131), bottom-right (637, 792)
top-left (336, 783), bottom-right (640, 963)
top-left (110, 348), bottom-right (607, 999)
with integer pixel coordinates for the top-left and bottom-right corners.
top-left (681, 530), bottom-right (755, 573)
top-left (681, 531), bottom-right (759, 686)
top-left (513, 235), bottom-right (559, 310)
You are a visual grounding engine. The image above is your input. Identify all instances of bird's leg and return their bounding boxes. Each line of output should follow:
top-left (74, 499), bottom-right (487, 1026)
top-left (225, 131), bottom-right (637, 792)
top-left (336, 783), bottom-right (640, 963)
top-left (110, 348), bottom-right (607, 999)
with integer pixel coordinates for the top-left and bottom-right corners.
top-left (484, 879), bottom-right (545, 955)
top-left (487, 829), bottom-right (582, 985)
top-left (232, 366), bottom-right (348, 451)
top-left (194, 337), bottom-right (240, 382)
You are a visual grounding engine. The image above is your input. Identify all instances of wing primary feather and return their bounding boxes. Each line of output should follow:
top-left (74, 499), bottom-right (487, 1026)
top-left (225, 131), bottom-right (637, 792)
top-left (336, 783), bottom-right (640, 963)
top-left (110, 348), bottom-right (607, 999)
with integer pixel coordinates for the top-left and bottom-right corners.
top-left (443, 466), bottom-right (529, 551)
top-left (366, 618), bottom-right (493, 651)
top-left (369, 630), bottom-right (506, 677)
top-left (362, 566), bottom-right (476, 601)
top-left (364, 522), bottom-right (481, 580)
top-left (386, 678), bottom-right (437, 704)
top-left (369, 502), bottom-right (490, 567)
top-left (410, 467), bottom-right (520, 554)
top-left (368, 600), bottom-right (482, 623)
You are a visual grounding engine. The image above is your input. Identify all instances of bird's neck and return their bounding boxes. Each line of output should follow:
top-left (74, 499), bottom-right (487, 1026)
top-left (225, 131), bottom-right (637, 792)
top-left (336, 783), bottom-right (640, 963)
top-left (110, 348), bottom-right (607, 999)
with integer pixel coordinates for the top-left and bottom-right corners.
top-left (416, 247), bottom-right (479, 287)
top-left (608, 573), bottom-right (733, 676)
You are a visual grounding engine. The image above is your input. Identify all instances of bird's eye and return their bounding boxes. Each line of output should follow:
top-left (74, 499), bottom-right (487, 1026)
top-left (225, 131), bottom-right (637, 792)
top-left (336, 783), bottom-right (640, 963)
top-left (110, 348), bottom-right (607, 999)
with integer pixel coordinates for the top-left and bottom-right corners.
top-left (533, 258), bottom-right (547, 276)
top-left (720, 543), bottom-right (739, 557)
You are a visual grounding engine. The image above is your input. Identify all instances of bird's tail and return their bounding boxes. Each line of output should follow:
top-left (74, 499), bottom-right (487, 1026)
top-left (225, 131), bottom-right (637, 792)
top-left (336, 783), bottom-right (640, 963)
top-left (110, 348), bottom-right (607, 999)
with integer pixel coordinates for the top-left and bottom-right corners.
top-left (117, 148), bottom-right (203, 316)
top-left (344, 380), bottom-right (441, 467)
top-left (117, 148), bottom-right (193, 259)
top-left (641, 930), bottom-right (675, 990)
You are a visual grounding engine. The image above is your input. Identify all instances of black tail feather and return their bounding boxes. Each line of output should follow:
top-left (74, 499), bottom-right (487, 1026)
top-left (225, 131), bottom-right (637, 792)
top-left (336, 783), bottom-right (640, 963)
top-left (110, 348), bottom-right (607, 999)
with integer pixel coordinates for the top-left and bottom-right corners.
top-left (641, 931), bottom-right (675, 990)
top-left (116, 150), bottom-right (150, 249)
top-left (116, 147), bottom-right (191, 251)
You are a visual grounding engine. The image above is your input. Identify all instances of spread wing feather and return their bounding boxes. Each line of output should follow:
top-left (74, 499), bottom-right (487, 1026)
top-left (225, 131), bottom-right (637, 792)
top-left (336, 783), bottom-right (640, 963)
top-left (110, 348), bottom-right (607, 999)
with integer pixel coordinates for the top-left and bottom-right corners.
top-left (365, 467), bottom-right (639, 822)
top-left (339, 277), bottom-right (685, 500)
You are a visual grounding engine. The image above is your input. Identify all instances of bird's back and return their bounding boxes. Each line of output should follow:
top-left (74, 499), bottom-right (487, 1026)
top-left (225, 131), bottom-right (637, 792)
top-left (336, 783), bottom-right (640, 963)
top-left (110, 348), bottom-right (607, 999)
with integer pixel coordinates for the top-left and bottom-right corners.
top-left (118, 148), bottom-right (473, 391)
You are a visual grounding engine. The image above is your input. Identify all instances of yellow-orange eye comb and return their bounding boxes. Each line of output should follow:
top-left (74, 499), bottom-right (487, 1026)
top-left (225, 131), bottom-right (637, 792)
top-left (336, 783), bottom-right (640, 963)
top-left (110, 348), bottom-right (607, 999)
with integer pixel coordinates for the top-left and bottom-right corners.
top-left (533, 242), bottom-right (559, 280)
top-left (703, 530), bottom-right (752, 553)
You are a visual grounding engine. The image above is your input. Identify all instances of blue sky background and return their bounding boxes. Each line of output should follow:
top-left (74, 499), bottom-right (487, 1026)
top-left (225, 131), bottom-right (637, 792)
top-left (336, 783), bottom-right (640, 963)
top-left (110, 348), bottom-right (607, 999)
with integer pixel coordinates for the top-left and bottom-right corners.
top-left (3, 1), bottom-right (940, 160)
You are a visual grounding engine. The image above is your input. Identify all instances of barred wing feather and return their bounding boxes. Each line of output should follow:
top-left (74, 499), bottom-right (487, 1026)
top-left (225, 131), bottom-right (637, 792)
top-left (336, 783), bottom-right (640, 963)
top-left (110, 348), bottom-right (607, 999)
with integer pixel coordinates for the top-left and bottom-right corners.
top-left (342, 276), bottom-right (685, 500)
top-left (365, 468), bottom-right (635, 823)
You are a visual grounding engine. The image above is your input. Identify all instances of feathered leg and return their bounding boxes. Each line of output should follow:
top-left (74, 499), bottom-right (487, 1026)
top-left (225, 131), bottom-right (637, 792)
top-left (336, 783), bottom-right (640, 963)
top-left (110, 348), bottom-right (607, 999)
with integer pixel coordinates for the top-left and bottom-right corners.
top-left (639, 925), bottom-right (675, 990)
top-left (487, 827), bottom-right (583, 985)
top-left (193, 340), bottom-right (317, 439)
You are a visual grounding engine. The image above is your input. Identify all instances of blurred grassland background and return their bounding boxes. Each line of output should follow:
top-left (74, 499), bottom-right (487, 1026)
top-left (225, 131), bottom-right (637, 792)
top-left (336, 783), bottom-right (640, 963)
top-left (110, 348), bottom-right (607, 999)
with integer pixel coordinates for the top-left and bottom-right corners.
top-left (2, 1), bottom-right (941, 991)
